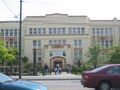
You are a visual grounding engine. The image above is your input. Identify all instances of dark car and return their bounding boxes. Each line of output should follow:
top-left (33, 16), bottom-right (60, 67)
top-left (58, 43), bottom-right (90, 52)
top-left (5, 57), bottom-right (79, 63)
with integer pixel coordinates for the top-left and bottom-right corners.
top-left (0, 73), bottom-right (48, 90)
top-left (81, 64), bottom-right (120, 90)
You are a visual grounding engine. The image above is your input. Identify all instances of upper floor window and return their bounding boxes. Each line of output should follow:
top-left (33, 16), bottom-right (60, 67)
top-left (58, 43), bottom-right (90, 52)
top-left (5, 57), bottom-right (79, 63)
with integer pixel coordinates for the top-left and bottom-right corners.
top-left (5, 29), bottom-right (9, 36)
top-left (58, 28), bottom-right (62, 34)
top-left (34, 28), bottom-right (37, 34)
top-left (38, 40), bottom-right (41, 48)
top-left (74, 40), bottom-right (82, 48)
top-left (38, 28), bottom-right (41, 34)
top-left (81, 27), bottom-right (85, 34)
top-left (29, 28), bottom-right (32, 35)
top-left (14, 29), bottom-right (17, 36)
top-left (49, 40), bottom-right (52, 44)
top-left (10, 29), bottom-right (13, 36)
top-left (92, 28), bottom-right (95, 36)
top-left (53, 28), bottom-right (56, 34)
top-left (49, 28), bottom-right (52, 34)
top-left (43, 28), bottom-right (46, 34)
top-left (68, 28), bottom-right (72, 34)
top-left (77, 28), bottom-right (81, 34)
top-left (62, 28), bottom-right (66, 34)
top-left (33, 40), bottom-right (37, 48)
top-left (73, 28), bottom-right (76, 34)
top-left (0, 29), bottom-right (4, 36)
top-left (63, 40), bottom-right (66, 45)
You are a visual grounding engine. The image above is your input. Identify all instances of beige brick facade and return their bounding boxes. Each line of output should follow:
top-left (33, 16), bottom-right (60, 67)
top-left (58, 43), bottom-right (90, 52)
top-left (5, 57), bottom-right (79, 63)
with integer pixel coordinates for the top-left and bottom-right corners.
top-left (0, 13), bottom-right (120, 70)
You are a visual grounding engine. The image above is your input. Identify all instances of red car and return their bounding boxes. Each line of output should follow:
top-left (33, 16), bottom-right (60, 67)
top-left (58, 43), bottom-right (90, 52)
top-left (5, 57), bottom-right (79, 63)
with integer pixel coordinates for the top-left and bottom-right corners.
top-left (81, 64), bottom-right (120, 90)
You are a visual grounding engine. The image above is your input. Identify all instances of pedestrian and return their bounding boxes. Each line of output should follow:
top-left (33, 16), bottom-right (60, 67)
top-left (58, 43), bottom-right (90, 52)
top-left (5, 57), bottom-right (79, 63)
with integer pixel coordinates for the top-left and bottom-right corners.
top-left (43, 63), bottom-right (49, 75)
top-left (54, 66), bottom-right (58, 75)
top-left (58, 67), bottom-right (62, 74)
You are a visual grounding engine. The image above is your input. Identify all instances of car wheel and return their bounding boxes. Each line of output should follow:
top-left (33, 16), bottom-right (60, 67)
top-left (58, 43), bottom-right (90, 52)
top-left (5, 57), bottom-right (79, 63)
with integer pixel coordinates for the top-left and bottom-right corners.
top-left (97, 82), bottom-right (111, 90)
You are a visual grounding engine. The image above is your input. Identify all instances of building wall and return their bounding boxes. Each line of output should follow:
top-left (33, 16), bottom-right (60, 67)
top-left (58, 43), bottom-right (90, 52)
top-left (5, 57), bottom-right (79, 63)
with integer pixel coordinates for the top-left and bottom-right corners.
top-left (0, 13), bottom-right (120, 69)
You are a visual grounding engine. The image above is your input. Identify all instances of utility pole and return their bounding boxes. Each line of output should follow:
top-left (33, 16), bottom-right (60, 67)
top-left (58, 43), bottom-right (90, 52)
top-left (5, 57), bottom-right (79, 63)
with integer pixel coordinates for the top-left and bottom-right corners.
top-left (19, 0), bottom-right (22, 79)
top-left (33, 48), bottom-right (37, 76)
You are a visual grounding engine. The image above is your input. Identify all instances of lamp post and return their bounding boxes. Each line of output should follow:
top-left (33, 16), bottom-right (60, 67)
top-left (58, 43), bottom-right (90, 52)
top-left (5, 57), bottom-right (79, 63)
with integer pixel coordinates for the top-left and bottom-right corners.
top-left (33, 48), bottom-right (37, 76)
top-left (19, 0), bottom-right (22, 79)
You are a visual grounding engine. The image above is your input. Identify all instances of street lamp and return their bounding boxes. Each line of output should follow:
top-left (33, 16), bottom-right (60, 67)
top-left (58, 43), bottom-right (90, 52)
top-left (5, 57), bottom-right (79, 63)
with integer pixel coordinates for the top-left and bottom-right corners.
top-left (33, 48), bottom-right (37, 76)
top-left (19, 0), bottom-right (22, 79)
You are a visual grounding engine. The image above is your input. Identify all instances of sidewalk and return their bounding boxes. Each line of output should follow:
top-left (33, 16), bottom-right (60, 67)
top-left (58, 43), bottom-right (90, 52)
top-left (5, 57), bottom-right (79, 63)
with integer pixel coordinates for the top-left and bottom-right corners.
top-left (11, 72), bottom-right (81, 80)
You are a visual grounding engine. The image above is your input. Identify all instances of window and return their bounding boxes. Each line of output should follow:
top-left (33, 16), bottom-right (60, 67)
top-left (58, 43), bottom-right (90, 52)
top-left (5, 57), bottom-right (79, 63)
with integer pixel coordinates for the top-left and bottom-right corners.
top-left (43, 28), bottom-right (46, 34)
top-left (108, 66), bottom-right (120, 74)
top-left (49, 28), bottom-right (52, 34)
top-left (58, 40), bottom-right (61, 44)
top-left (38, 28), bottom-right (41, 34)
top-left (96, 28), bottom-right (99, 36)
top-left (6, 42), bottom-right (8, 47)
top-left (29, 28), bottom-right (32, 35)
top-left (62, 28), bottom-right (66, 34)
top-left (74, 40), bottom-right (82, 48)
top-left (58, 28), bottom-right (61, 34)
top-left (10, 42), bottom-right (13, 47)
top-left (38, 40), bottom-right (41, 48)
top-left (73, 28), bottom-right (76, 34)
top-left (53, 40), bottom-right (57, 44)
top-left (63, 40), bottom-right (66, 45)
top-left (110, 40), bottom-right (113, 46)
top-left (14, 29), bottom-right (17, 36)
top-left (14, 42), bottom-right (17, 48)
top-left (77, 28), bottom-right (81, 34)
top-left (49, 40), bottom-right (52, 44)
top-left (0, 29), bottom-right (4, 36)
top-left (81, 27), bottom-right (85, 34)
top-left (10, 29), bottom-right (13, 36)
top-left (68, 28), bottom-right (72, 34)
top-left (34, 28), bottom-right (37, 34)
top-left (105, 28), bottom-right (108, 36)
top-left (105, 41), bottom-right (109, 48)
top-left (92, 28), bottom-right (95, 36)
top-left (53, 28), bottom-right (56, 34)
top-left (5, 29), bottom-right (9, 36)
top-left (109, 28), bottom-right (112, 36)
top-left (33, 40), bottom-right (37, 48)
top-left (78, 40), bottom-right (82, 47)
top-left (101, 28), bottom-right (104, 36)
top-left (74, 40), bottom-right (77, 47)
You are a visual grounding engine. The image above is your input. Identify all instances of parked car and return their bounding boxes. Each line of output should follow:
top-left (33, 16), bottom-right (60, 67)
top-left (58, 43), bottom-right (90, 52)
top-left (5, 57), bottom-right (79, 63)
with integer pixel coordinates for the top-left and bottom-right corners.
top-left (81, 64), bottom-right (120, 90)
top-left (0, 73), bottom-right (48, 90)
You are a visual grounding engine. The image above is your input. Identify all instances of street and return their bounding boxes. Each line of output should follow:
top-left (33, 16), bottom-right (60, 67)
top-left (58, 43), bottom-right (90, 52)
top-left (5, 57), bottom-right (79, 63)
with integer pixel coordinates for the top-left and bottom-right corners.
top-left (32, 80), bottom-right (94, 90)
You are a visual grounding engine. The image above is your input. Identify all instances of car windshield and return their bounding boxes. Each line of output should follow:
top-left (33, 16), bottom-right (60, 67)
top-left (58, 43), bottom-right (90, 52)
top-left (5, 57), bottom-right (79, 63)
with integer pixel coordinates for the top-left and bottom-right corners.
top-left (91, 65), bottom-right (110, 72)
top-left (0, 73), bottom-right (13, 83)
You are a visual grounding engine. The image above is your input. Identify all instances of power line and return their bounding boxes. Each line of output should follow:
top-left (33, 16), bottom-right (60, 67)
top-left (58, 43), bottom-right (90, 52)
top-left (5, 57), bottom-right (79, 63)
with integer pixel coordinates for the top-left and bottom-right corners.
top-left (1, 0), bottom-right (17, 17)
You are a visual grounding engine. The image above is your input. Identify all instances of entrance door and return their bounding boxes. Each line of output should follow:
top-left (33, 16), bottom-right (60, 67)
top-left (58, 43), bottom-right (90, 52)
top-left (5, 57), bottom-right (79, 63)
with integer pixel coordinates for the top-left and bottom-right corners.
top-left (54, 61), bottom-right (62, 68)
top-left (50, 57), bottom-right (66, 70)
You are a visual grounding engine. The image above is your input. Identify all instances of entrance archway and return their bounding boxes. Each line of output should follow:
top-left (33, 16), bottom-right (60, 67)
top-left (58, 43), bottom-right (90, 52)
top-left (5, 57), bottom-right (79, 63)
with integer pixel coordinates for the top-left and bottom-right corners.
top-left (50, 57), bottom-right (66, 70)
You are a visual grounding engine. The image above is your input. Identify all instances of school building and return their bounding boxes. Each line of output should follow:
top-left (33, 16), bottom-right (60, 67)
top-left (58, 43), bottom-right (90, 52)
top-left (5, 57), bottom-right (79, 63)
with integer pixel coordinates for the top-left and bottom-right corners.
top-left (0, 13), bottom-right (120, 70)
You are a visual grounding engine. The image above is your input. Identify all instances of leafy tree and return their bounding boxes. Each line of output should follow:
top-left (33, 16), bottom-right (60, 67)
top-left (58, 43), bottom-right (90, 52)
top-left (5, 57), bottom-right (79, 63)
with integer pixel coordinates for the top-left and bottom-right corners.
top-left (7, 47), bottom-right (19, 65)
top-left (22, 56), bottom-right (29, 64)
top-left (108, 46), bottom-right (120, 64)
top-left (86, 41), bottom-right (102, 68)
top-left (0, 41), bottom-right (15, 63)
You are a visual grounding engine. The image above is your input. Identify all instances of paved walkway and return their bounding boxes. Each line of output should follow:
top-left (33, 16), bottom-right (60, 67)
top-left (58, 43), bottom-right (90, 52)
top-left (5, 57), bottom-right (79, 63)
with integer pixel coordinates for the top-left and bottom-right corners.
top-left (11, 72), bottom-right (81, 80)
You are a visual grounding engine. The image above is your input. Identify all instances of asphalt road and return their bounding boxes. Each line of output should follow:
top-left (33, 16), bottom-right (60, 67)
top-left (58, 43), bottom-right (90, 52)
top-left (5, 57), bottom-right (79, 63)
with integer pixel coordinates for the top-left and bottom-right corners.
top-left (32, 80), bottom-right (94, 90)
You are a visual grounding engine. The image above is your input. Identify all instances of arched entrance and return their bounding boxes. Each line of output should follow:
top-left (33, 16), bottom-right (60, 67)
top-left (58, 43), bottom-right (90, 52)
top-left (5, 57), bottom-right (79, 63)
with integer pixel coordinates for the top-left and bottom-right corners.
top-left (50, 57), bottom-right (66, 70)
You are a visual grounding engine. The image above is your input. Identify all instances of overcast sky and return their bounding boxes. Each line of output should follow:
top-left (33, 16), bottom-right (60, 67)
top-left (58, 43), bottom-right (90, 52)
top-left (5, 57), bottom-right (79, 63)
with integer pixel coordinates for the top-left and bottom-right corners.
top-left (0, 0), bottom-right (120, 21)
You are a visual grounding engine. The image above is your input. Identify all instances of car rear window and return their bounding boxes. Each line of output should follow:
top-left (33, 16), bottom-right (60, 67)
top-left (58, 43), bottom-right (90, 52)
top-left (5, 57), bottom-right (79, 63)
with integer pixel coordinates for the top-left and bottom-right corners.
top-left (91, 65), bottom-right (110, 72)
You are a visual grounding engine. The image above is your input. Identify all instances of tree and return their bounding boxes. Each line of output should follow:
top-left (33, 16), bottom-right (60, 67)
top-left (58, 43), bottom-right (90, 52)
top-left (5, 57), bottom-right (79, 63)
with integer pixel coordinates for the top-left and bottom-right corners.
top-left (86, 41), bottom-right (102, 68)
top-left (108, 46), bottom-right (120, 64)
top-left (0, 41), bottom-right (15, 63)
top-left (7, 47), bottom-right (19, 65)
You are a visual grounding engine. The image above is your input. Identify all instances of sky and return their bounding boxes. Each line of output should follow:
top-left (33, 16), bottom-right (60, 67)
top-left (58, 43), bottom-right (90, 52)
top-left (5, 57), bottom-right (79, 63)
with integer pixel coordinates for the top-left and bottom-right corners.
top-left (0, 0), bottom-right (120, 21)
